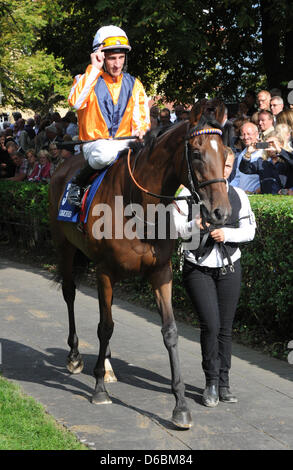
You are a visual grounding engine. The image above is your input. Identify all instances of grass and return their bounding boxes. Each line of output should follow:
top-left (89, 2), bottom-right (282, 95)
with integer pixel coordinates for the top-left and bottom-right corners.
top-left (0, 376), bottom-right (88, 450)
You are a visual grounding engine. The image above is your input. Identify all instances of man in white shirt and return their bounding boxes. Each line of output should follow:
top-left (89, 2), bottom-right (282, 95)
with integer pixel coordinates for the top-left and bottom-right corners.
top-left (230, 122), bottom-right (262, 193)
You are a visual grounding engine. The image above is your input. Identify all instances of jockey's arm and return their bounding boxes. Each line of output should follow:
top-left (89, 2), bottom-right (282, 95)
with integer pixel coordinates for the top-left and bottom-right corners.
top-left (68, 46), bottom-right (104, 111)
top-left (131, 81), bottom-right (150, 139)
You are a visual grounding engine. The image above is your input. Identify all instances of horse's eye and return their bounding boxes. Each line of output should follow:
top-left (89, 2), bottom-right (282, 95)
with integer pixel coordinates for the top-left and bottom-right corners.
top-left (191, 149), bottom-right (201, 160)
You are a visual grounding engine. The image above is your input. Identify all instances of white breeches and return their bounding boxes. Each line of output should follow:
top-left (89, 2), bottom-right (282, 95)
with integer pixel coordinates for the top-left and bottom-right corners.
top-left (82, 139), bottom-right (132, 170)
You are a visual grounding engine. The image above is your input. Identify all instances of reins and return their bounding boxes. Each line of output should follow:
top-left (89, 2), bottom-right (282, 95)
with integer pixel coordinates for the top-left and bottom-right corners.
top-left (127, 125), bottom-right (226, 205)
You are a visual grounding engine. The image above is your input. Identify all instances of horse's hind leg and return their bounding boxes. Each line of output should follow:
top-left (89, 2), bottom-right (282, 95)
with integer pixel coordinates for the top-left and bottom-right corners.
top-left (149, 265), bottom-right (192, 429)
top-left (59, 242), bottom-right (84, 374)
top-left (92, 272), bottom-right (115, 404)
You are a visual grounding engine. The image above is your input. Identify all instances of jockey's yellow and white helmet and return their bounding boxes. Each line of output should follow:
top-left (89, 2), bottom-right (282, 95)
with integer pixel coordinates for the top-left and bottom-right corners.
top-left (92, 25), bottom-right (131, 53)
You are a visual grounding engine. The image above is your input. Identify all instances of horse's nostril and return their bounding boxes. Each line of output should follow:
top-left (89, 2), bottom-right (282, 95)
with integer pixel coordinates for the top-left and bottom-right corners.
top-left (212, 207), bottom-right (229, 225)
top-left (213, 208), bottom-right (224, 221)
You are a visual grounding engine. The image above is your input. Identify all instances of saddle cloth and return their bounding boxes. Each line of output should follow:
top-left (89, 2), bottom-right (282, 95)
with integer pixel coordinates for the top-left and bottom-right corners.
top-left (57, 153), bottom-right (120, 224)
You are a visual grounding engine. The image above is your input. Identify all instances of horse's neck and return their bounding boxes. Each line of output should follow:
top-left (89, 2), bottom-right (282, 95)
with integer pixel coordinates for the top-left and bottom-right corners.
top-left (135, 123), bottom-right (187, 197)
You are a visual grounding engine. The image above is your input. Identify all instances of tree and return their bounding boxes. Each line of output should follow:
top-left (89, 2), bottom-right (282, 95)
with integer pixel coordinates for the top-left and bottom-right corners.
top-left (0, 0), bottom-right (72, 113)
top-left (2, 0), bottom-right (293, 110)
top-left (39, 0), bottom-right (293, 104)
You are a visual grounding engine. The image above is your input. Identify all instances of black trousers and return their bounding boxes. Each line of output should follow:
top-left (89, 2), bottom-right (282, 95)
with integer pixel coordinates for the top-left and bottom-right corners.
top-left (183, 258), bottom-right (242, 387)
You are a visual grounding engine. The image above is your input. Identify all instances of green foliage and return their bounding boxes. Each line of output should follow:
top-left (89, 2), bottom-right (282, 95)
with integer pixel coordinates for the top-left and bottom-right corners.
top-left (0, 376), bottom-right (87, 450)
top-left (236, 195), bottom-right (293, 341)
top-left (2, 0), bottom-right (293, 108)
top-left (0, 0), bottom-right (72, 112)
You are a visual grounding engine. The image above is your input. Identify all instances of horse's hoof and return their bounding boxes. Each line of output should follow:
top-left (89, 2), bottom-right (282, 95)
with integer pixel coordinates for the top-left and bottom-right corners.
top-left (92, 391), bottom-right (112, 405)
top-left (104, 370), bottom-right (117, 383)
top-left (67, 358), bottom-right (84, 374)
top-left (172, 409), bottom-right (193, 429)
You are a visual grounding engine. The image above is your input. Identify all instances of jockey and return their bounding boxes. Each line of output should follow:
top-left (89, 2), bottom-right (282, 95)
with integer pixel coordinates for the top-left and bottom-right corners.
top-left (67, 25), bottom-right (150, 207)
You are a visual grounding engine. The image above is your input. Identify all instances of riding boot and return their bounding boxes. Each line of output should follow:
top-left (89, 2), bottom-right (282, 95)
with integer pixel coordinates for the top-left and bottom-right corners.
top-left (67, 163), bottom-right (97, 208)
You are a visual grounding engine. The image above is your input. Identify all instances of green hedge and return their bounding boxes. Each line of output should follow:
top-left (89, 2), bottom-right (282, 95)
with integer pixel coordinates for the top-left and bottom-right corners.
top-left (235, 195), bottom-right (293, 343)
top-left (0, 182), bottom-right (292, 349)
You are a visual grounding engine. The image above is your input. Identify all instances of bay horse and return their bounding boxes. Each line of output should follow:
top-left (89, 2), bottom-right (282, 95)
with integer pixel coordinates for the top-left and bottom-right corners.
top-left (49, 104), bottom-right (231, 429)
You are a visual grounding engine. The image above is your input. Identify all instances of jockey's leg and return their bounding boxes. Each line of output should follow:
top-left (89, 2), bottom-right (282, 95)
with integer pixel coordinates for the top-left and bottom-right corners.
top-left (67, 162), bottom-right (97, 208)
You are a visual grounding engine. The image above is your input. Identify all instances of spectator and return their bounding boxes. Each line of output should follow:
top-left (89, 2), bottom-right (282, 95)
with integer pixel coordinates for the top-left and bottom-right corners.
top-left (270, 96), bottom-right (284, 121)
top-left (251, 90), bottom-right (271, 124)
top-left (275, 123), bottom-right (293, 152)
top-left (236, 102), bottom-right (249, 120)
top-left (239, 133), bottom-right (288, 194)
top-left (34, 114), bottom-right (42, 135)
top-left (276, 109), bottom-right (293, 135)
top-left (63, 111), bottom-right (78, 137)
top-left (10, 111), bottom-right (22, 131)
top-left (0, 133), bottom-right (15, 178)
top-left (257, 90), bottom-right (271, 111)
top-left (266, 135), bottom-right (293, 191)
top-left (159, 108), bottom-right (172, 128)
top-left (5, 151), bottom-right (28, 181)
top-left (37, 149), bottom-right (51, 183)
top-left (25, 118), bottom-right (36, 140)
top-left (19, 118), bottom-right (35, 153)
top-left (150, 106), bottom-right (160, 129)
top-left (14, 118), bottom-right (26, 147)
top-left (181, 110), bottom-right (190, 121)
top-left (34, 118), bottom-right (51, 153)
top-left (173, 105), bottom-right (185, 123)
top-left (52, 111), bottom-right (62, 124)
top-left (230, 122), bottom-right (262, 193)
top-left (48, 142), bottom-right (62, 175)
top-left (57, 141), bottom-right (75, 161)
top-left (26, 149), bottom-right (40, 181)
top-left (258, 110), bottom-right (275, 140)
top-left (42, 123), bottom-right (63, 150)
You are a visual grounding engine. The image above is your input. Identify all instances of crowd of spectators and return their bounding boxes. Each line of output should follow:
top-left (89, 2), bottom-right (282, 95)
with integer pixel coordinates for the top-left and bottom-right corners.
top-left (0, 110), bottom-right (78, 183)
top-left (1, 87), bottom-right (293, 194)
top-left (150, 89), bottom-right (293, 196)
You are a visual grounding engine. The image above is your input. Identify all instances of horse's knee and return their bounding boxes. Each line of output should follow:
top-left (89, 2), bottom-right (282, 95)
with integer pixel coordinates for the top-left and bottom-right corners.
top-left (161, 322), bottom-right (178, 349)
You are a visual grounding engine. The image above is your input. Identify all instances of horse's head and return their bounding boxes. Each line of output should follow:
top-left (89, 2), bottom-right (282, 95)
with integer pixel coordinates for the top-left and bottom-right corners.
top-left (184, 103), bottom-right (232, 226)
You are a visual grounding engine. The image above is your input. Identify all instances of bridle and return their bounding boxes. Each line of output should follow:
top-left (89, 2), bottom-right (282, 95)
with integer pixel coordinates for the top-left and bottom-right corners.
top-left (127, 123), bottom-right (226, 205)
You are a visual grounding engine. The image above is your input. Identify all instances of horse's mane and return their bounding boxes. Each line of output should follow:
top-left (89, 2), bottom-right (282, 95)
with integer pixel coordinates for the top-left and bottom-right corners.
top-left (123, 115), bottom-right (222, 159)
top-left (123, 125), bottom-right (174, 157)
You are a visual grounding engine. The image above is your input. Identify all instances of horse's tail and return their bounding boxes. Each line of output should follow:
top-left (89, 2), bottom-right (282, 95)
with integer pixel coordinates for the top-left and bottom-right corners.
top-left (52, 248), bottom-right (90, 287)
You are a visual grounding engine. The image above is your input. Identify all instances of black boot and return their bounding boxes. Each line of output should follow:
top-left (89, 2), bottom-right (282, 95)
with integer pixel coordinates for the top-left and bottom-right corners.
top-left (202, 384), bottom-right (219, 407)
top-left (67, 163), bottom-right (97, 208)
top-left (219, 387), bottom-right (238, 403)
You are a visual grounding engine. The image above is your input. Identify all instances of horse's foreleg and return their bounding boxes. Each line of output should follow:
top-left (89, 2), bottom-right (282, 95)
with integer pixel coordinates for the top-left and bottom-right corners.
top-left (149, 266), bottom-right (192, 429)
top-left (92, 273), bottom-right (115, 404)
top-left (60, 244), bottom-right (84, 374)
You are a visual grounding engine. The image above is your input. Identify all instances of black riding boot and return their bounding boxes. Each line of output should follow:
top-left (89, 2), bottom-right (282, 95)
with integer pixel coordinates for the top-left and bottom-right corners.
top-left (67, 162), bottom-right (97, 208)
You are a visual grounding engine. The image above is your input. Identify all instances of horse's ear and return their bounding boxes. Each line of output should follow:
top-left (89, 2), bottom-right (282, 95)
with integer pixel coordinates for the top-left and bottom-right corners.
top-left (189, 100), bottom-right (205, 126)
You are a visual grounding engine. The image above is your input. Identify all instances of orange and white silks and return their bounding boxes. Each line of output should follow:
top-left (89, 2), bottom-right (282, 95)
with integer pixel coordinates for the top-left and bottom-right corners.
top-left (68, 64), bottom-right (150, 141)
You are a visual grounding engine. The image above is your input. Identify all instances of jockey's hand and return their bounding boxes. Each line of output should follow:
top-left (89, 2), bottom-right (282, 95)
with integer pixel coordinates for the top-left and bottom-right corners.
top-left (210, 228), bottom-right (225, 243)
top-left (91, 46), bottom-right (105, 71)
top-left (133, 129), bottom-right (145, 141)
